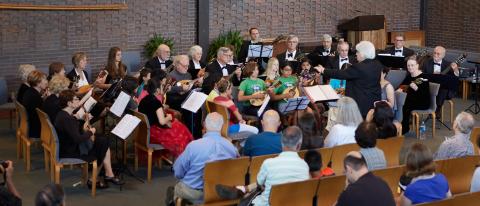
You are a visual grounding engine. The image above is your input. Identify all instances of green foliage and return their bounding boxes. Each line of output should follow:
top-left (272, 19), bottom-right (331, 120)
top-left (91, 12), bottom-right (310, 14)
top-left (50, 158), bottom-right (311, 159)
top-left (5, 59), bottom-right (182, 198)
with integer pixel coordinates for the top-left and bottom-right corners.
top-left (143, 33), bottom-right (174, 59)
top-left (207, 30), bottom-right (244, 62)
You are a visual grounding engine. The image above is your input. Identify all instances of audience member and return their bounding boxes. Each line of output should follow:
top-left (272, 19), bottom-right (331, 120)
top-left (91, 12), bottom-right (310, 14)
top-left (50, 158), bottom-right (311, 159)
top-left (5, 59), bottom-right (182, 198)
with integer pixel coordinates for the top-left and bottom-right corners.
top-left (35, 184), bottom-right (65, 206)
top-left (355, 121), bottom-right (387, 170)
top-left (324, 97), bottom-right (363, 147)
top-left (435, 112), bottom-right (475, 160)
top-left (0, 161), bottom-right (21, 206)
top-left (243, 110), bottom-right (282, 156)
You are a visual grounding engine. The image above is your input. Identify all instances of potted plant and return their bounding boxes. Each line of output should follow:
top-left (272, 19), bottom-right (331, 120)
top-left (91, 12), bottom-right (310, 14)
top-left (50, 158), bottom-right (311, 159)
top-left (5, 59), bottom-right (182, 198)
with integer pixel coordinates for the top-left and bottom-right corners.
top-left (143, 33), bottom-right (174, 59)
top-left (207, 30), bottom-right (243, 62)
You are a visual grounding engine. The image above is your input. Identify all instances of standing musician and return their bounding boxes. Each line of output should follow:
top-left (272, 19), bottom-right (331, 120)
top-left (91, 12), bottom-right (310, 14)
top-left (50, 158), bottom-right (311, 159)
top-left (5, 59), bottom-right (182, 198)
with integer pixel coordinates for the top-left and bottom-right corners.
top-left (238, 27), bottom-right (262, 63)
top-left (202, 47), bottom-right (242, 94)
top-left (422, 46), bottom-right (459, 118)
top-left (268, 63), bottom-right (299, 114)
top-left (145, 44), bottom-right (172, 74)
top-left (187, 45), bottom-right (207, 79)
top-left (308, 34), bottom-right (337, 67)
top-left (315, 41), bottom-right (383, 118)
top-left (238, 62), bottom-right (267, 116)
top-left (276, 35), bottom-right (303, 73)
top-left (383, 34), bottom-right (414, 57)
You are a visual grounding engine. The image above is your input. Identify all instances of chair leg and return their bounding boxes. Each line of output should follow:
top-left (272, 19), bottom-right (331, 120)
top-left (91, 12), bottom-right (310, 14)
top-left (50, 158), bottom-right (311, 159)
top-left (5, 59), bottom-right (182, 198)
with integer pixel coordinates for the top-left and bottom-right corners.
top-left (43, 149), bottom-right (50, 172)
top-left (16, 132), bottom-right (22, 159)
top-left (51, 160), bottom-right (55, 182)
top-left (54, 165), bottom-right (61, 184)
top-left (134, 147), bottom-right (138, 171)
top-left (432, 113), bottom-right (436, 138)
top-left (91, 161), bottom-right (97, 197)
top-left (441, 105), bottom-right (445, 123)
top-left (415, 114), bottom-right (420, 139)
top-left (449, 100), bottom-right (454, 124)
top-left (123, 141), bottom-right (127, 165)
top-left (25, 142), bottom-right (31, 172)
top-left (147, 151), bottom-right (152, 183)
top-left (82, 163), bottom-right (88, 185)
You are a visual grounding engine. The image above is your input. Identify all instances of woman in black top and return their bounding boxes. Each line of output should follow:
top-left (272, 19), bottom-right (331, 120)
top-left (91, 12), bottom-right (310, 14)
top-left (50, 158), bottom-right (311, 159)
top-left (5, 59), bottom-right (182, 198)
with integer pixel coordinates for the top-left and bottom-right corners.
top-left (54, 90), bottom-right (123, 187)
top-left (97, 47), bottom-right (127, 90)
top-left (16, 64), bottom-right (36, 104)
top-left (187, 45), bottom-right (206, 78)
top-left (22, 70), bottom-right (48, 139)
top-left (398, 57), bottom-right (431, 134)
top-left (366, 101), bottom-right (398, 139)
top-left (43, 76), bottom-right (70, 121)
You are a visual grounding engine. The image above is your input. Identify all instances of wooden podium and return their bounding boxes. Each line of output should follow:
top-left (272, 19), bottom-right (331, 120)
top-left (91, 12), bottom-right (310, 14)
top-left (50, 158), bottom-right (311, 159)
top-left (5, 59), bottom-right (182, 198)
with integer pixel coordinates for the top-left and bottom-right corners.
top-left (338, 15), bottom-right (386, 50)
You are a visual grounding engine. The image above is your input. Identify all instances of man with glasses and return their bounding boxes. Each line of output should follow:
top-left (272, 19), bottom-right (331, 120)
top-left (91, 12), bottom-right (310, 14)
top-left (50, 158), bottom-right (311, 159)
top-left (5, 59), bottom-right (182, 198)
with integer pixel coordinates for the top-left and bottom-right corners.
top-left (384, 34), bottom-right (414, 57)
top-left (308, 34), bottom-right (337, 67)
top-left (276, 35), bottom-right (303, 73)
top-left (202, 47), bottom-right (242, 94)
top-left (145, 44), bottom-right (173, 73)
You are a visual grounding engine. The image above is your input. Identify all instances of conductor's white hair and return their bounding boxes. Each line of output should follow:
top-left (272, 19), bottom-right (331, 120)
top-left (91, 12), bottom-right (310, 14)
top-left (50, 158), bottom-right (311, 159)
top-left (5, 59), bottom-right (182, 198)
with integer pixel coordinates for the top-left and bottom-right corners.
top-left (355, 41), bottom-right (376, 60)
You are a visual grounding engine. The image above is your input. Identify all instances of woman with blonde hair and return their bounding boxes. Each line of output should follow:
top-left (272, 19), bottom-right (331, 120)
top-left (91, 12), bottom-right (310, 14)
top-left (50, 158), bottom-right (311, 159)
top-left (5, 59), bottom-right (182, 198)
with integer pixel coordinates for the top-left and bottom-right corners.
top-left (17, 64), bottom-right (36, 103)
top-left (262, 57), bottom-right (280, 86)
top-left (324, 97), bottom-right (363, 147)
top-left (22, 70), bottom-right (49, 138)
top-left (43, 76), bottom-right (71, 121)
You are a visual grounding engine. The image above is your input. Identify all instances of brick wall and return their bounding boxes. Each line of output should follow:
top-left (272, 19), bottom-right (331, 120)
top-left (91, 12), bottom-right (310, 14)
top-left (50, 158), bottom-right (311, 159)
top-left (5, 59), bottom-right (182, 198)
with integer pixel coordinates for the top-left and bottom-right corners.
top-left (209, 0), bottom-right (420, 43)
top-left (0, 0), bottom-right (197, 92)
top-left (425, 0), bottom-right (480, 52)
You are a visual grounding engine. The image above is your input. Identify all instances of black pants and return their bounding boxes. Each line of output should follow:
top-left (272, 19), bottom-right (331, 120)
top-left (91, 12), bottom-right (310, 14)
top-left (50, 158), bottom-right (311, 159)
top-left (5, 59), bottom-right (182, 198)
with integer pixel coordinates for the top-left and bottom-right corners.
top-left (80, 135), bottom-right (110, 163)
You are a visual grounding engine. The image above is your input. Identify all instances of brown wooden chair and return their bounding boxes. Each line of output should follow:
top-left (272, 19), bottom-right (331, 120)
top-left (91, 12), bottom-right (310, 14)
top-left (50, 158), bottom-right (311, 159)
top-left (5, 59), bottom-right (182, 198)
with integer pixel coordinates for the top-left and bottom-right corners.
top-left (203, 157), bottom-right (250, 205)
top-left (299, 147), bottom-right (334, 170)
top-left (36, 108), bottom-right (53, 173)
top-left (15, 101), bottom-right (40, 172)
top-left (441, 99), bottom-right (454, 126)
top-left (470, 127), bottom-right (480, 155)
top-left (131, 110), bottom-right (170, 182)
top-left (330, 143), bottom-right (360, 174)
top-left (47, 113), bottom-right (98, 197)
top-left (315, 174), bottom-right (347, 206)
top-left (249, 154), bottom-right (278, 184)
top-left (205, 101), bottom-right (230, 139)
top-left (435, 155), bottom-right (480, 194)
top-left (377, 136), bottom-right (405, 167)
top-left (372, 165), bottom-right (406, 197)
top-left (270, 179), bottom-right (319, 206)
top-left (416, 191), bottom-right (480, 206)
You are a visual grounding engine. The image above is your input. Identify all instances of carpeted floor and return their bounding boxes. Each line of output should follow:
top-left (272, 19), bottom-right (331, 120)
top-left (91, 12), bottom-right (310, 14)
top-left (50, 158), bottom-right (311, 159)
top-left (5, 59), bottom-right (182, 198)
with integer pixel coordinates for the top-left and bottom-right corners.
top-left (1, 97), bottom-right (480, 206)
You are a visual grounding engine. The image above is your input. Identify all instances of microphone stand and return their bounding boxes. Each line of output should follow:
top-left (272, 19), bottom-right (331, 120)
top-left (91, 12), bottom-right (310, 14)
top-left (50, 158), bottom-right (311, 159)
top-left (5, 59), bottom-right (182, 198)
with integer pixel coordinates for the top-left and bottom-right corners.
top-left (466, 60), bottom-right (480, 114)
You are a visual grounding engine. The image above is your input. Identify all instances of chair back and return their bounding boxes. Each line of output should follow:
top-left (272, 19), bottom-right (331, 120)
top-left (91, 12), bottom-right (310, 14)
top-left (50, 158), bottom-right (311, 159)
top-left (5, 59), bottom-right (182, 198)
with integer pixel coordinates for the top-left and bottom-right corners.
top-left (36, 108), bottom-right (52, 148)
top-left (435, 155), bottom-right (480, 194)
top-left (46, 114), bottom-right (61, 162)
top-left (270, 179), bottom-right (318, 206)
top-left (470, 127), bottom-right (480, 155)
top-left (315, 175), bottom-right (347, 206)
top-left (132, 110), bottom-right (151, 149)
top-left (416, 191), bottom-right (480, 206)
top-left (428, 82), bottom-right (441, 112)
top-left (15, 101), bottom-right (29, 138)
top-left (330, 143), bottom-right (360, 174)
top-left (203, 157), bottom-right (250, 204)
top-left (377, 136), bottom-right (404, 166)
top-left (394, 91), bottom-right (407, 122)
top-left (385, 70), bottom-right (407, 90)
top-left (299, 147), bottom-right (334, 170)
top-left (205, 101), bottom-right (230, 138)
top-left (249, 153), bottom-right (278, 183)
top-left (372, 165), bottom-right (406, 197)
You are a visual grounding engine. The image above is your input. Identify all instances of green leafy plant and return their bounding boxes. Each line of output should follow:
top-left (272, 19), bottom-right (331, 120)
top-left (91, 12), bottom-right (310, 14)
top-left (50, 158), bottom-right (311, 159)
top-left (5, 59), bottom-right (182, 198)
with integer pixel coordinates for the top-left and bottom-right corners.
top-left (143, 33), bottom-right (174, 59)
top-left (207, 30), bottom-right (244, 62)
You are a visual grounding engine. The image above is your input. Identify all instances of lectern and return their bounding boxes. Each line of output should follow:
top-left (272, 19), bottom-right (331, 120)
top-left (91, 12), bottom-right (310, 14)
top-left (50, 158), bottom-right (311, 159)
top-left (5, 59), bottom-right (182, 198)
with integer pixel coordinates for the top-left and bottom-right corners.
top-left (338, 15), bottom-right (386, 50)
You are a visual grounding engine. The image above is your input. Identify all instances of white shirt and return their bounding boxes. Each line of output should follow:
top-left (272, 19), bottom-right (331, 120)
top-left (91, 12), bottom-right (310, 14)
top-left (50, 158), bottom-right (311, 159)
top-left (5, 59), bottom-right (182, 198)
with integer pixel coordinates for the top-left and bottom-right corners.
top-left (217, 60), bottom-right (228, 76)
top-left (285, 50), bottom-right (297, 61)
top-left (434, 60), bottom-right (442, 74)
top-left (339, 56), bottom-right (350, 69)
top-left (74, 69), bottom-right (89, 87)
top-left (322, 48), bottom-right (331, 56)
top-left (157, 57), bottom-right (167, 70)
top-left (324, 124), bottom-right (357, 147)
top-left (394, 47), bottom-right (404, 57)
top-left (193, 61), bottom-right (201, 69)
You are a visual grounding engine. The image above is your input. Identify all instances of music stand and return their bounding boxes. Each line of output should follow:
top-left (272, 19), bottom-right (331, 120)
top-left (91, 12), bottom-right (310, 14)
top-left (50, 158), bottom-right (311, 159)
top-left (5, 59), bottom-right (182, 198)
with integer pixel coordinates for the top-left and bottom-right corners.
top-left (466, 60), bottom-right (480, 114)
top-left (247, 45), bottom-right (273, 58)
top-left (376, 54), bottom-right (406, 68)
top-left (280, 96), bottom-right (310, 114)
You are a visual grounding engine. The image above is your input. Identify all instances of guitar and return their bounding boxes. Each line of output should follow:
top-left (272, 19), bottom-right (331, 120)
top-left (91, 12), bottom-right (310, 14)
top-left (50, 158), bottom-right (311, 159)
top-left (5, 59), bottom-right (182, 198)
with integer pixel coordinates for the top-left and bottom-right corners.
top-left (441, 53), bottom-right (467, 75)
top-left (426, 53), bottom-right (467, 91)
top-left (74, 70), bottom-right (108, 95)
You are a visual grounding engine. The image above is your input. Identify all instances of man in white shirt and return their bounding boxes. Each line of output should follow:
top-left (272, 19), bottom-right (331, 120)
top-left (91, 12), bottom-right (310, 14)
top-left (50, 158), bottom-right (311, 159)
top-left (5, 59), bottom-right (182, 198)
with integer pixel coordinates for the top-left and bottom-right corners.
top-left (384, 34), bottom-right (414, 57)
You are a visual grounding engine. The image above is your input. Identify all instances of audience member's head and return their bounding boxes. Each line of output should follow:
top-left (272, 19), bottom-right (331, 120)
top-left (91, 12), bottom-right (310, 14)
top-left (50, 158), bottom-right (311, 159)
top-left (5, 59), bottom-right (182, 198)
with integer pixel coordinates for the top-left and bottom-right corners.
top-left (405, 143), bottom-right (435, 178)
top-left (343, 151), bottom-right (368, 184)
top-left (355, 41), bottom-right (376, 61)
top-left (298, 113), bottom-right (322, 149)
top-left (336, 97), bottom-right (363, 127)
top-left (48, 76), bottom-right (70, 95)
top-left (281, 126), bottom-right (303, 151)
top-left (355, 121), bottom-right (378, 149)
top-left (35, 184), bottom-right (65, 206)
top-left (453, 112), bottom-right (475, 135)
top-left (205, 112), bottom-right (224, 133)
top-left (261, 110), bottom-right (281, 132)
top-left (304, 150), bottom-right (322, 178)
top-left (18, 64), bottom-right (36, 84)
top-left (373, 101), bottom-right (397, 138)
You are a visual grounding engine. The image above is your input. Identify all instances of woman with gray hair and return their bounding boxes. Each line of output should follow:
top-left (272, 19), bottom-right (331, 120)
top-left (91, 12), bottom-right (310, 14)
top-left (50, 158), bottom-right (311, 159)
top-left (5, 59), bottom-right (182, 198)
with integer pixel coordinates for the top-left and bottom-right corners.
top-left (315, 41), bottom-right (383, 117)
top-left (16, 64), bottom-right (36, 103)
top-left (324, 97), bottom-right (363, 147)
top-left (187, 45), bottom-right (206, 78)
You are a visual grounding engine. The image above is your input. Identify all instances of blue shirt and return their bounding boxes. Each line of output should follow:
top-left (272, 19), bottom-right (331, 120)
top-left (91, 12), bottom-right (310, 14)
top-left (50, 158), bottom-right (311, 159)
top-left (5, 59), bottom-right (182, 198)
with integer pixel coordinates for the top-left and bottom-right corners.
top-left (243, 131), bottom-right (282, 157)
top-left (404, 173), bottom-right (450, 204)
top-left (173, 132), bottom-right (239, 189)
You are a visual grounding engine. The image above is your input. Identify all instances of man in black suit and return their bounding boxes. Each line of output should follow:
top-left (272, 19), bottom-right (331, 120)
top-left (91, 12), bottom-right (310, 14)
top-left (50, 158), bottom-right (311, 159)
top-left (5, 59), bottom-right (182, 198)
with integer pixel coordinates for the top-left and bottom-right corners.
top-left (201, 47), bottom-right (241, 94)
top-left (324, 42), bottom-right (357, 83)
top-left (238, 27), bottom-right (262, 63)
top-left (308, 34), bottom-right (337, 67)
top-left (276, 35), bottom-right (303, 73)
top-left (315, 41), bottom-right (383, 118)
top-left (383, 34), bottom-right (414, 58)
top-left (145, 44), bottom-right (172, 75)
top-left (422, 46), bottom-right (459, 117)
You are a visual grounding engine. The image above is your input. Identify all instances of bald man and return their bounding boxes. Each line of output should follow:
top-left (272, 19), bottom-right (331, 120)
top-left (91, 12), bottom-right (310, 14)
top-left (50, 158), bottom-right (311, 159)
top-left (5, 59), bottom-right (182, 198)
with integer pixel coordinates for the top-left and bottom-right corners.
top-left (145, 44), bottom-right (173, 73)
top-left (422, 46), bottom-right (460, 118)
top-left (243, 110), bottom-right (282, 156)
top-left (336, 151), bottom-right (395, 206)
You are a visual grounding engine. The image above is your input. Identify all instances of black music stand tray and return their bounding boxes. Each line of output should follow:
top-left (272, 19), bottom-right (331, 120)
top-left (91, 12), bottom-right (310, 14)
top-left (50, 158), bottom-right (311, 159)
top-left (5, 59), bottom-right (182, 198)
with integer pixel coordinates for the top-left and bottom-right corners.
top-left (466, 60), bottom-right (480, 114)
top-left (248, 45), bottom-right (273, 59)
top-left (280, 96), bottom-right (310, 114)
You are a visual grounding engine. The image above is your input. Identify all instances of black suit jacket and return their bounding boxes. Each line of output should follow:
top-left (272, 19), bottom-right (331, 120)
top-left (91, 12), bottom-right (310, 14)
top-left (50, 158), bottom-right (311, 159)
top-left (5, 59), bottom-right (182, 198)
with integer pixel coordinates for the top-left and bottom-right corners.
top-left (383, 46), bottom-right (415, 58)
top-left (238, 40), bottom-right (264, 63)
top-left (326, 55), bottom-right (358, 70)
top-left (187, 60), bottom-right (206, 79)
top-left (323, 59), bottom-right (383, 117)
top-left (307, 45), bottom-right (337, 67)
top-left (145, 57), bottom-right (173, 72)
top-left (276, 51), bottom-right (304, 73)
top-left (422, 58), bottom-right (452, 75)
top-left (66, 69), bottom-right (90, 84)
top-left (422, 58), bottom-right (459, 90)
top-left (201, 61), bottom-right (238, 94)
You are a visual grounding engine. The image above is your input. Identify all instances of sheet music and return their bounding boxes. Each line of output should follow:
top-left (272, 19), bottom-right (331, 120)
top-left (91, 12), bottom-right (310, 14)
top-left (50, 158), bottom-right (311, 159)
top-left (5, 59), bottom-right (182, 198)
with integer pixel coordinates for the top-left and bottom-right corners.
top-left (181, 91), bottom-right (208, 113)
top-left (257, 94), bottom-right (271, 117)
top-left (111, 114), bottom-right (141, 140)
top-left (320, 85), bottom-right (340, 100)
top-left (79, 89), bottom-right (93, 103)
top-left (110, 91), bottom-right (131, 117)
top-left (304, 85), bottom-right (339, 102)
top-left (83, 97), bottom-right (97, 113)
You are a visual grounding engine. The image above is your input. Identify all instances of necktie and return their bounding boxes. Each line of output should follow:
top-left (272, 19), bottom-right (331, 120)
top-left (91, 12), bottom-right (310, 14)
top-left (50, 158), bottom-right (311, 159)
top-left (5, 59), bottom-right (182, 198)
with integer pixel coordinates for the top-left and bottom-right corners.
top-left (341, 58), bottom-right (348, 62)
top-left (395, 49), bottom-right (402, 52)
top-left (287, 53), bottom-right (293, 58)
top-left (434, 63), bottom-right (441, 66)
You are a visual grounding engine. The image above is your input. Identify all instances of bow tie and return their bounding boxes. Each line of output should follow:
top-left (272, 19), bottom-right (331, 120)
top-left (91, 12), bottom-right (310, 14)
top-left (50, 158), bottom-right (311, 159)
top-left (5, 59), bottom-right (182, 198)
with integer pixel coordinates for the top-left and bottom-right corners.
top-left (434, 63), bottom-right (441, 66)
top-left (287, 53), bottom-right (293, 58)
top-left (341, 58), bottom-right (348, 61)
top-left (395, 49), bottom-right (402, 52)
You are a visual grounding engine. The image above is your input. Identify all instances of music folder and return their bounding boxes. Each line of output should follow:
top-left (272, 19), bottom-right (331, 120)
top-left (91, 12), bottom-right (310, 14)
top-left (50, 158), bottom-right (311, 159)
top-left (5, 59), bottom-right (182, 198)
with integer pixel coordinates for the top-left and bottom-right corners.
top-left (303, 85), bottom-right (340, 102)
top-left (248, 45), bottom-right (273, 58)
top-left (376, 54), bottom-right (406, 68)
top-left (111, 114), bottom-right (141, 140)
